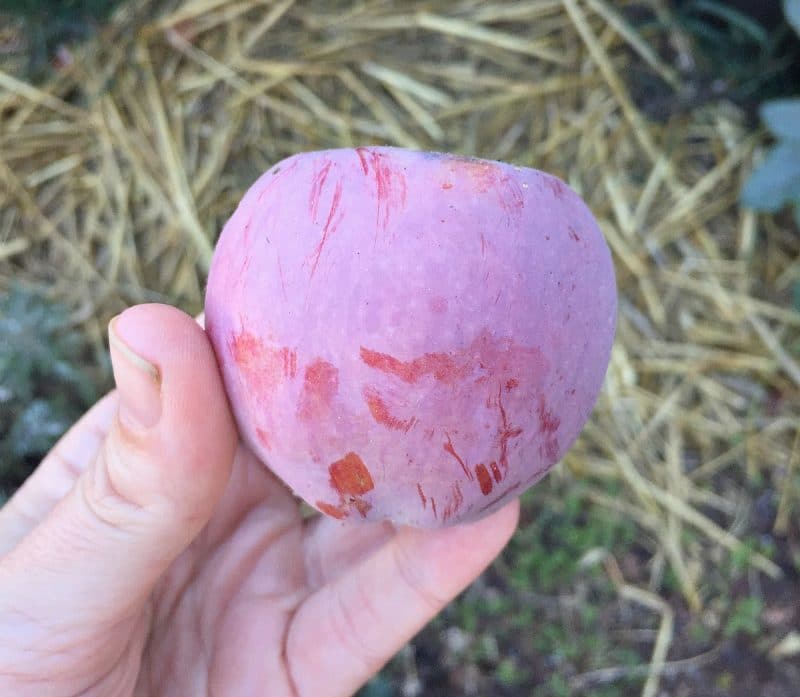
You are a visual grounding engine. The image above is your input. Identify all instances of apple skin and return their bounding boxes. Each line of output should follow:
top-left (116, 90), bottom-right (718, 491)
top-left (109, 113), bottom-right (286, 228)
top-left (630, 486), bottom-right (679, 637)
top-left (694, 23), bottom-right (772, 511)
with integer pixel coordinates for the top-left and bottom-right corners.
top-left (204, 147), bottom-right (616, 527)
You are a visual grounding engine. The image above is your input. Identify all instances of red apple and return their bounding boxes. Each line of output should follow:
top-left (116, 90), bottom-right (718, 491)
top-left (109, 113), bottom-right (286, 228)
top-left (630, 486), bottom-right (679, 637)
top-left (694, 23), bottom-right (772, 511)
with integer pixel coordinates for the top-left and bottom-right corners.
top-left (205, 147), bottom-right (616, 526)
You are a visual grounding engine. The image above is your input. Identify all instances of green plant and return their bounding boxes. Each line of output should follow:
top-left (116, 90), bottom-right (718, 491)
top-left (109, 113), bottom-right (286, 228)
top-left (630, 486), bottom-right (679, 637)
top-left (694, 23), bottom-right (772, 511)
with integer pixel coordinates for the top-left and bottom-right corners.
top-left (535, 673), bottom-right (570, 697)
top-left (741, 1), bottom-right (800, 227)
top-left (0, 286), bottom-right (107, 495)
top-left (723, 596), bottom-right (764, 638)
top-left (495, 656), bottom-right (523, 686)
top-left (506, 488), bottom-right (637, 595)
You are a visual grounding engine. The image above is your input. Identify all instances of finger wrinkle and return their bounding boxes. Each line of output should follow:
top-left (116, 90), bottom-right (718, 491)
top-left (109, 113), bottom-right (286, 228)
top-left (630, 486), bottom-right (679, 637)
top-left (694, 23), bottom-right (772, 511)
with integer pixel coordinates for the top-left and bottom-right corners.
top-left (3, 494), bottom-right (41, 528)
top-left (78, 442), bottom-right (147, 538)
top-left (330, 570), bottom-right (385, 672)
top-left (49, 449), bottom-right (86, 484)
top-left (301, 519), bottom-right (397, 590)
top-left (280, 604), bottom-right (303, 697)
top-left (390, 532), bottom-right (447, 614)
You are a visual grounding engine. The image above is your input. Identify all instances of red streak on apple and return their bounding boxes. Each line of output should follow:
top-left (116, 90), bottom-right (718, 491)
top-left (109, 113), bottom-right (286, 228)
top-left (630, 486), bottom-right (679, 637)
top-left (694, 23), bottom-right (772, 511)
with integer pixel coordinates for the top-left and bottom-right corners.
top-left (474, 464), bottom-right (493, 496)
top-left (443, 432), bottom-right (472, 481)
top-left (417, 483), bottom-right (427, 509)
top-left (359, 346), bottom-right (465, 385)
top-left (362, 386), bottom-right (416, 432)
top-left (229, 330), bottom-right (297, 392)
top-left (354, 146), bottom-right (407, 234)
top-left (316, 452), bottom-right (376, 520)
top-left (330, 451), bottom-right (374, 496)
top-left (297, 359), bottom-right (339, 421)
top-left (256, 427), bottom-right (272, 451)
top-left (315, 501), bottom-right (347, 520)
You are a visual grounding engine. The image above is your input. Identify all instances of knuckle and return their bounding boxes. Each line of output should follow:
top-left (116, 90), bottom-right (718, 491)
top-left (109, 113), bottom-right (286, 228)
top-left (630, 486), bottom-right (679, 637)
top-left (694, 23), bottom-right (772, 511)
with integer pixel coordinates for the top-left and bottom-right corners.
top-left (78, 435), bottom-right (149, 535)
top-left (391, 538), bottom-right (446, 615)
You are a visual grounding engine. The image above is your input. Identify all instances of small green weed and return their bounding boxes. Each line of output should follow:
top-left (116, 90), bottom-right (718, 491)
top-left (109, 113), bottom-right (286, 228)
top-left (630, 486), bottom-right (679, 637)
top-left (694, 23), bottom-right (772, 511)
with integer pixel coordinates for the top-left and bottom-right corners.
top-left (535, 673), bottom-right (570, 697)
top-left (506, 488), bottom-right (637, 594)
top-left (495, 656), bottom-right (523, 686)
top-left (723, 596), bottom-right (764, 638)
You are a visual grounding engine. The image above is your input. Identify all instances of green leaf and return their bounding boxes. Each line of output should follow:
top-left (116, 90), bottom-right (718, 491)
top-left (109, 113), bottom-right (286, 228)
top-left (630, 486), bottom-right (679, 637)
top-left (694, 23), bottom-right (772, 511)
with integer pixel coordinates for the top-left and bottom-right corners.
top-left (724, 597), bottom-right (764, 637)
top-left (741, 142), bottom-right (800, 212)
top-left (761, 99), bottom-right (800, 141)
top-left (786, 0), bottom-right (800, 37)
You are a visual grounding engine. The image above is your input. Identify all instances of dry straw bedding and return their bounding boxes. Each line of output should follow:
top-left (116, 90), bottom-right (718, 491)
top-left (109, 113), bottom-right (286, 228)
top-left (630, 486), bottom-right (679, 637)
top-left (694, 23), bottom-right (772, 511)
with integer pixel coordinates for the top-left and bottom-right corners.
top-left (1, 0), bottom-right (799, 691)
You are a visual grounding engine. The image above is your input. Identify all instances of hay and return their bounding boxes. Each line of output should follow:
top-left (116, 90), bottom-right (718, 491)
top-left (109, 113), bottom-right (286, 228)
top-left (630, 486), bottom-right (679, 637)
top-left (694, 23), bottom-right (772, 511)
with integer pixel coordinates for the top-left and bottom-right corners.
top-left (2, 0), bottom-right (799, 690)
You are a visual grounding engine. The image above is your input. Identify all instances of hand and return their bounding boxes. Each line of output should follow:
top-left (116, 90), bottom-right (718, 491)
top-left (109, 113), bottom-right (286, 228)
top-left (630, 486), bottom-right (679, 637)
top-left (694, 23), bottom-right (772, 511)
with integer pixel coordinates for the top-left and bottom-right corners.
top-left (0, 303), bottom-right (519, 697)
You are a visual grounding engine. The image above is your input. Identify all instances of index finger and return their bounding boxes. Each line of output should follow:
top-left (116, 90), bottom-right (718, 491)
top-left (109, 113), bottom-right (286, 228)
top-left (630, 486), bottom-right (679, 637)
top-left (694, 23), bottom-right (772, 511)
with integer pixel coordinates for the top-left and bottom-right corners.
top-left (284, 499), bottom-right (520, 697)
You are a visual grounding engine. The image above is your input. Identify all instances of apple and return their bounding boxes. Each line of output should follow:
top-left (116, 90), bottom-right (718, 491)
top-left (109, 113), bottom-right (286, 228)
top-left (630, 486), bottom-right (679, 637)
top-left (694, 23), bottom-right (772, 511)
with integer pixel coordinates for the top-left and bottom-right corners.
top-left (205, 147), bottom-right (616, 527)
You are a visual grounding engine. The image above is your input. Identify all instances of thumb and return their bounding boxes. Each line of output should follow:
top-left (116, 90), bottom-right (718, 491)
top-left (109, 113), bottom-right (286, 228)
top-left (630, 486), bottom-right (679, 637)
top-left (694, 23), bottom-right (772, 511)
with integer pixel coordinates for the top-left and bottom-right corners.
top-left (0, 304), bottom-right (237, 627)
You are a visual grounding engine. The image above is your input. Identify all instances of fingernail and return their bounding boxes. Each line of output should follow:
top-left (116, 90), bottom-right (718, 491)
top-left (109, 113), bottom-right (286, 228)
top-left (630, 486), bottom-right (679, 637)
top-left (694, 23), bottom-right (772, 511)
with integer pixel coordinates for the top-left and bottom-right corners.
top-left (109, 313), bottom-right (162, 430)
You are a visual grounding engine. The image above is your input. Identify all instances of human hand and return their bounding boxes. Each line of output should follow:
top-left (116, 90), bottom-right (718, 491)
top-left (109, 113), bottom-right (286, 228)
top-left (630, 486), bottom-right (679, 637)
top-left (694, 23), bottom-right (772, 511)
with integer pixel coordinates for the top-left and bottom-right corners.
top-left (0, 303), bottom-right (519, 697)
